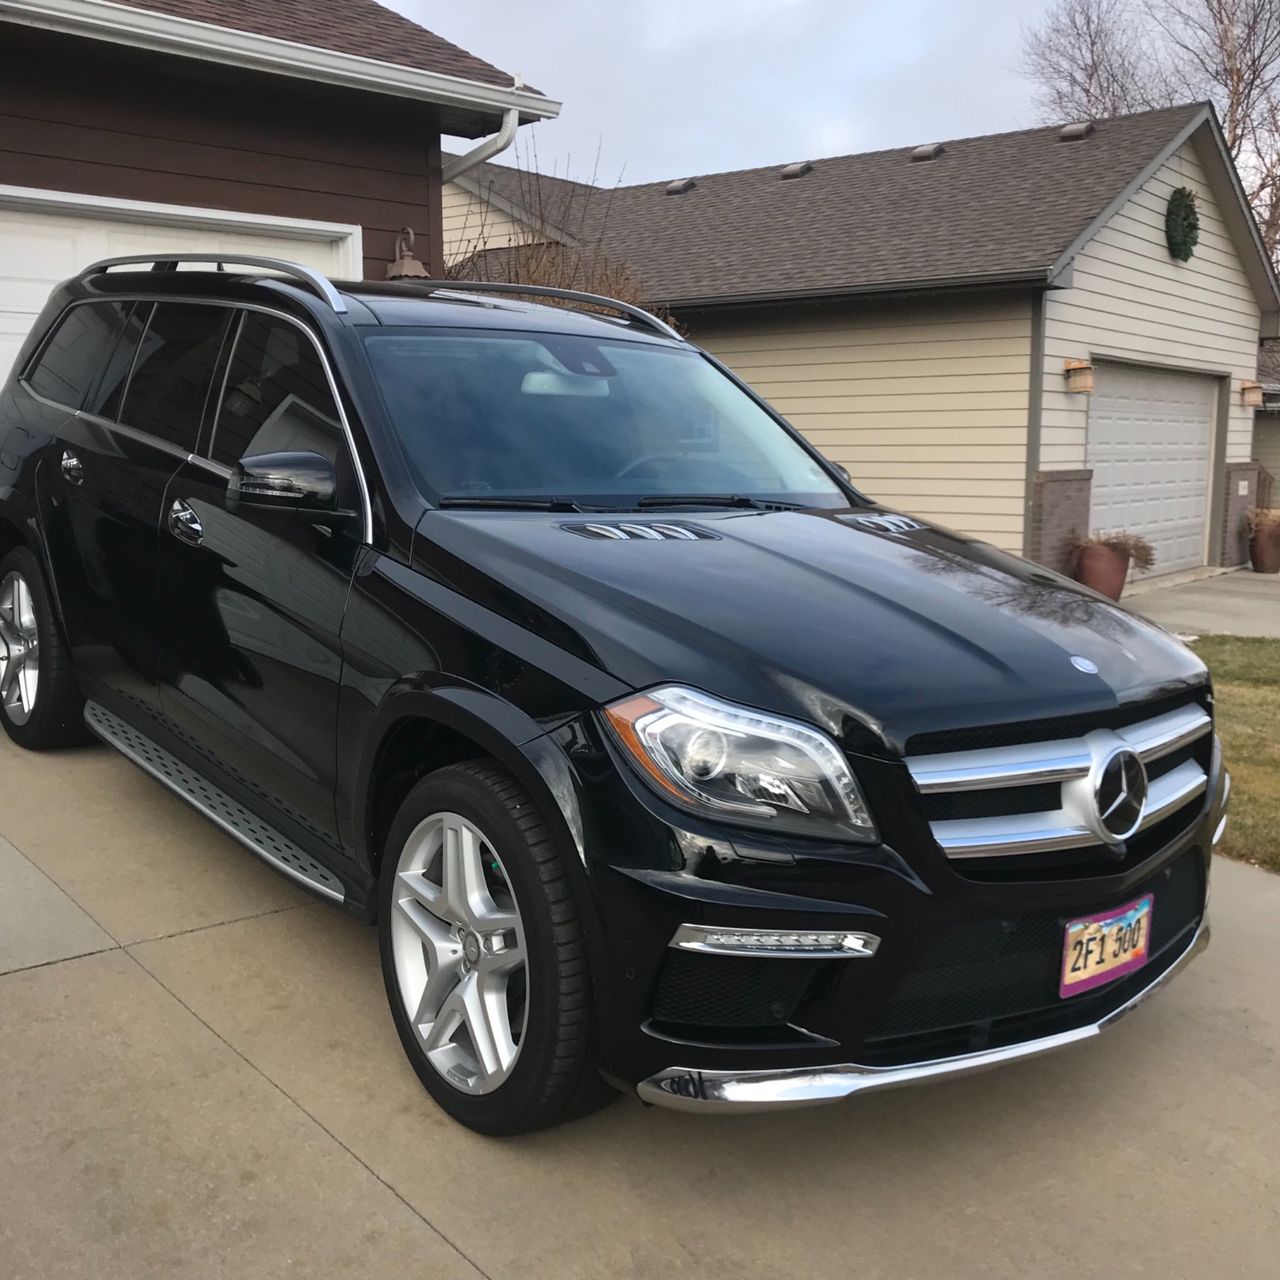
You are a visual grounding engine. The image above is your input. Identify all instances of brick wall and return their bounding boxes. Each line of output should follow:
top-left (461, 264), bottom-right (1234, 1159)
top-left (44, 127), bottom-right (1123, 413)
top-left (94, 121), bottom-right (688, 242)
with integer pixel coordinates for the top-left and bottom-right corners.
top-left (1026, 470), bottom-right (1093, 573)
top-left (1218, 462), bottom-right (1261, 566)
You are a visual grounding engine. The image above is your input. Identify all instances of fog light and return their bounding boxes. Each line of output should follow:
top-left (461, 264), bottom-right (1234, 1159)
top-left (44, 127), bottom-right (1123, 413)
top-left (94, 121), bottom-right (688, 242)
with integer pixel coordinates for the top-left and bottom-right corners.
top-left (670, 924), bottom-right (880, 958)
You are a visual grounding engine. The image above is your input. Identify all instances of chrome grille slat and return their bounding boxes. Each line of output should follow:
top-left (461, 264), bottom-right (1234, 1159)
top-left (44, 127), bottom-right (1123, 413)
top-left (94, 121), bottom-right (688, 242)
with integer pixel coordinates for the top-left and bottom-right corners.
top-left (907, 700), bottom-right (1211, 861)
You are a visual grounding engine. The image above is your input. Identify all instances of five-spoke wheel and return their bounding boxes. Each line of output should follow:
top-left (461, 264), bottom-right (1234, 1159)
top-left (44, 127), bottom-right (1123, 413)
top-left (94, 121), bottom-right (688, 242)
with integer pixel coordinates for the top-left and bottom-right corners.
top-left (0, 569), bottom-right (39, 726)
top-left (378, 761), bottom-right (614, 1133)
top-left (390, 811), bottom-right (529, 1095)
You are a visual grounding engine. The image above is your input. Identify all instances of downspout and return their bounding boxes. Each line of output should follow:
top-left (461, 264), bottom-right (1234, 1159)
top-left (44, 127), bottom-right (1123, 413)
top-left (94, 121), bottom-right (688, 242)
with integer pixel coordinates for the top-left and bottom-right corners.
top-left (441, 82), bottom-right (522, 183)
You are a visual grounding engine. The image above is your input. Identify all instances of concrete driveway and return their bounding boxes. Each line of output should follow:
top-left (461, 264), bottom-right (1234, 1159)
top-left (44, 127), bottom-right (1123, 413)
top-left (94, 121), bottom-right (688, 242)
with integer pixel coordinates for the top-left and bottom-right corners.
top-left (1129, 569), bottom-right (1280, 638)
top-left (2, 738), bottom-right (1277, 1280)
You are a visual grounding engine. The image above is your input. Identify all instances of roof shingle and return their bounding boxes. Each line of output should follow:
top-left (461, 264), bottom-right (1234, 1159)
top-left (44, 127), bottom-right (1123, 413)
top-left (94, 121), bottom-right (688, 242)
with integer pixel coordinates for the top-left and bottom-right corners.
top-left (457, 105), bottom-right (1209, 306)
top-left (113, 0), bottom-right (523, 89)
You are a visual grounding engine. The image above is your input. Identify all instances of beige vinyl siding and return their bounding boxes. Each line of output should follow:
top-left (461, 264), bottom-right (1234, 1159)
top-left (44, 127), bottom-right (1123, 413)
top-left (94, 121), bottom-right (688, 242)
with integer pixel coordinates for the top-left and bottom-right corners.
top-left (689, 294), bottom-right (1032, 550)
top-left (441, 180), bottom-right (540, 264)
top-left (1041, 139), bottom-right (1261, 472)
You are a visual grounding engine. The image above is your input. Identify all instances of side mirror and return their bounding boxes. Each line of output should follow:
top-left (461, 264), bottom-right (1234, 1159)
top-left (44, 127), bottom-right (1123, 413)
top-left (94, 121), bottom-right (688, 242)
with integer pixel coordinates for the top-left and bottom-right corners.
top-left (229, 451), bottom-right (340, 515)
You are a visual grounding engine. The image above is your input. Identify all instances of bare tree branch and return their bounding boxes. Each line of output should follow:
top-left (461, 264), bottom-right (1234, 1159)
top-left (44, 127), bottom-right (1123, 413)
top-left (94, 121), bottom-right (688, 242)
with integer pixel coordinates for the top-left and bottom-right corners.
top-left (1023, 0), bottom-right (1280, 255)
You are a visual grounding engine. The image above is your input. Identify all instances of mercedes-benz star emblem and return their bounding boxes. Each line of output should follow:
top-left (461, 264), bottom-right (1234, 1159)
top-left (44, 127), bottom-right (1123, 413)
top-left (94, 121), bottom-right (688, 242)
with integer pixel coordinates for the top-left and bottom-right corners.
top-left (1071, 655), bottom-right (1099, 675)
top-left (1094, 748), bottom-right (1147, 842)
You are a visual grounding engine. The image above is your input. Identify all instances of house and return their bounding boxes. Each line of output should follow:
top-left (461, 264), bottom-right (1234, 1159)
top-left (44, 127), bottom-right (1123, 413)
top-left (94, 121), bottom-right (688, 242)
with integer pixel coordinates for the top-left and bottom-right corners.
top-left (447, 104), bottom-right (1279, 574)
top-left (1255, 345), bottom-right (1280, 505)
top-left (0, 0), bottom-right (558, 378)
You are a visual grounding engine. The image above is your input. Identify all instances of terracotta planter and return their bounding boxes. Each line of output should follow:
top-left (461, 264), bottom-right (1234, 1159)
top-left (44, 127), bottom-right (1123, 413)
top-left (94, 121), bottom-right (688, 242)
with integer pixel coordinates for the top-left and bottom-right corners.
top-left (1073, 544), bottom-right (1131, 600)
top-left (1250, 533), bottom-right (1280, 574)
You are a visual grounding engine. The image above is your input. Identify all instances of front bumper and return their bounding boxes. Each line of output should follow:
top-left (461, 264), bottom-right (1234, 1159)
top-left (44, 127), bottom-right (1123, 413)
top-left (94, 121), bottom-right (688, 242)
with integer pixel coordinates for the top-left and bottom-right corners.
top-left (638, 913), bottom-right (1210, 1111)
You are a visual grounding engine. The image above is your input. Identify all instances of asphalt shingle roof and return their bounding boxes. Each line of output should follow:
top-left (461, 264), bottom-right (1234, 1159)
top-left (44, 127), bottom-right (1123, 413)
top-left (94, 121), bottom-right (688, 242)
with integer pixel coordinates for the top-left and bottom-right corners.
top-left (113, 0), bottom-right (524, 89)
top-left (457, 104), bottom-right (1207, 306)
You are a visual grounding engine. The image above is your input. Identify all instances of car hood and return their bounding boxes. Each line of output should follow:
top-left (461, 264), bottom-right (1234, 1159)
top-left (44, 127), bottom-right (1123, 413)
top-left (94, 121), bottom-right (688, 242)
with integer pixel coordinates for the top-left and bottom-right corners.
top-left (412, 506), bottom-right (1208, 755)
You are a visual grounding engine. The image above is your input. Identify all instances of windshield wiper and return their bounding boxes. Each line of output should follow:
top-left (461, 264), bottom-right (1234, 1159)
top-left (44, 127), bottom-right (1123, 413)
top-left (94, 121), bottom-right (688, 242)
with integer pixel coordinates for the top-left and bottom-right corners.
top-left (438, 496), bottom-right (589, 512)
top-left (635, 494), bottom-right (804, 511)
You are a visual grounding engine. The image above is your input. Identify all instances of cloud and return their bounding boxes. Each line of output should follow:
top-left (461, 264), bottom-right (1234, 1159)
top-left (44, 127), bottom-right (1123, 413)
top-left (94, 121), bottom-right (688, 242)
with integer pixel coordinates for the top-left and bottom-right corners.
top-left (390, 0), bottom-right (1054, 183)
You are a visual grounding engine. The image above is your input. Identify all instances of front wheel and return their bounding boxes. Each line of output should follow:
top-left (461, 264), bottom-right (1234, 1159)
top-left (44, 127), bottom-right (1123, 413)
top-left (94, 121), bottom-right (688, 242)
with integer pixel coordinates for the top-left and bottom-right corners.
top-left (378, 761), bottom-right (615, 1134)
top-left (0, 546), bottom-right (86, 749)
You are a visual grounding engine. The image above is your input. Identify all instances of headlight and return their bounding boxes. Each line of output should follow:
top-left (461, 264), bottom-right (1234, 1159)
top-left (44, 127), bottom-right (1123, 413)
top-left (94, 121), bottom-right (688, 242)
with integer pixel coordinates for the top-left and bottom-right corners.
top-left (604, 685), bottom-right (878, 842)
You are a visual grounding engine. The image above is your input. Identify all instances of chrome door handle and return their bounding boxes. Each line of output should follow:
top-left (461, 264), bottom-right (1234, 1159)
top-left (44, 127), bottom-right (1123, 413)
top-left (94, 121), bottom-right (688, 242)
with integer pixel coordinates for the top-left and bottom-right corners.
top-left (61, 449), bottom-right (85, 486)
top-left (168, 499), bottom-right (203, 546)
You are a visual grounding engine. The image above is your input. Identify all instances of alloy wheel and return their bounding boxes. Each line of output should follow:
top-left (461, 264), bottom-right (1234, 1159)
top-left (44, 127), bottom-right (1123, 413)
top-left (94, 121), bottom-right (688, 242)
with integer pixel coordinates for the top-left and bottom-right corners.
top-left (389, 811), bottom-right (529, 1095)
top-left (0, 571), bottom-right (39, 726)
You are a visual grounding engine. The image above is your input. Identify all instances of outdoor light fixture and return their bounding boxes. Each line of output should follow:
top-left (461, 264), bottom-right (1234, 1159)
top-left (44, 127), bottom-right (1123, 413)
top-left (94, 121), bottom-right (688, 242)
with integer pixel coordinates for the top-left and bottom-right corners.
top-left (1241, 379), bottom-right (1264, 408)
top-left (386, 226), bottom-right (429, 279)
top-left (670, 924), bottom-right (881, 958)
top-left (1064, 358), bottom-right (1095, 393)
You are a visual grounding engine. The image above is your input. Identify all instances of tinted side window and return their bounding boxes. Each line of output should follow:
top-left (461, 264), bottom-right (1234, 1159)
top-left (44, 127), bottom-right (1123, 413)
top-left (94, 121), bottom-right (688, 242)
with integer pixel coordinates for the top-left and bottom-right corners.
top-left (210, 313), bottom-right (343, 468)
top-left (86, 302), bottom-right (151, 420)
top-left (119, 303), bottom-right (230, 451)
top-left (26, 302), bottom-right (130, 410)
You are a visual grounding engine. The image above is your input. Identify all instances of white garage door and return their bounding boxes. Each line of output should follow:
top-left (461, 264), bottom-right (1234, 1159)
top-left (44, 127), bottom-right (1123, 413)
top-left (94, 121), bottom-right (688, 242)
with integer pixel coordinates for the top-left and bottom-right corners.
top-left (0, 197), bottom-right (358, 384)
top-left (1087, 362), bottom-right (1216, 575)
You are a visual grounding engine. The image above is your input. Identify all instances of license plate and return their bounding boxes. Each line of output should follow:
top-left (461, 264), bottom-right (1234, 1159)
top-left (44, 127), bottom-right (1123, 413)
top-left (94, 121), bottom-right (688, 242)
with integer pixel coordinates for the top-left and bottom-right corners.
top-left (1060, 893), bottom-right (1153, 998)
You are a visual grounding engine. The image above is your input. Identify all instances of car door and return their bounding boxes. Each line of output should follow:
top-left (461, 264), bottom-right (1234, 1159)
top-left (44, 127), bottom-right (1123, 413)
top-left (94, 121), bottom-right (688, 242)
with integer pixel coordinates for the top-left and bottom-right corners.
top-left (35, 298), bottom-right (230, 715)
top-left (156, 309), bottom-right (363, 845)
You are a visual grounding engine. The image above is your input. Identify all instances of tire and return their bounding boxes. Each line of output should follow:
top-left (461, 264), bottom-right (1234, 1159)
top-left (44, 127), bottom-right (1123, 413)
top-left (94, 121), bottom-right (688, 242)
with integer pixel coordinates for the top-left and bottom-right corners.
top-left (0, 546), bottom-right (87, 749)
top-left (378, 760), bottom-right (617, 1134)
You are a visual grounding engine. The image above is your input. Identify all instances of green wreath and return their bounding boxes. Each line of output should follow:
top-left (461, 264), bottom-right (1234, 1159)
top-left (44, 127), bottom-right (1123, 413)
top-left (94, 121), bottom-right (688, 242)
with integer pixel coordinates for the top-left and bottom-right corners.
top-left (1166, 187), bottom-right (1199, 261)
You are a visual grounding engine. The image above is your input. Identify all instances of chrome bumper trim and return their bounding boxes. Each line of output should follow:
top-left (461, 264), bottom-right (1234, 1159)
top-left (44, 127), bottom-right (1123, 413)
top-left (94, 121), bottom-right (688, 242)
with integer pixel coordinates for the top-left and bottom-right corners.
top-left (637, 915), bottom-right (1209, 1112)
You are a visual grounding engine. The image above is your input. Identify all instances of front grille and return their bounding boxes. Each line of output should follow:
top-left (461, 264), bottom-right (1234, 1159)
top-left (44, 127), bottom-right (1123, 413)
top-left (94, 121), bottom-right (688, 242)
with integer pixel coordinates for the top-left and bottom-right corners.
top-left (905, 694), bottom-right (1213, 872)
top-left (859, 851), bottom-right (1203, 1065)
top-left (649, 951), bottom-right (822, 1029)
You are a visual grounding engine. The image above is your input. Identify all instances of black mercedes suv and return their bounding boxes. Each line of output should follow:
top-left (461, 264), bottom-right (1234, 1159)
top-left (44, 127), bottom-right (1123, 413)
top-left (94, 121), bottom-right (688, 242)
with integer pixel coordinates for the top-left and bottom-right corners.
top-left (0, 256), bottom-right (1226, 1133)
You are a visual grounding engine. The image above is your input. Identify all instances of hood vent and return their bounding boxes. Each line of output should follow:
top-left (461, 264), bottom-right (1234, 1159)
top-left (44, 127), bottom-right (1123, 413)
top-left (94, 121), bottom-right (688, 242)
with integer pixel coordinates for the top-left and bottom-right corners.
top-left (910, 142), bottom-right (944, 162)
top-left (665, 178), bottom-right (697, 196)
top-left (563, 521), bottom-right (716, 541)
top-left (780, 160), bottom-right (813, 180)
top-left (849, 513), bottom-right (925, 535)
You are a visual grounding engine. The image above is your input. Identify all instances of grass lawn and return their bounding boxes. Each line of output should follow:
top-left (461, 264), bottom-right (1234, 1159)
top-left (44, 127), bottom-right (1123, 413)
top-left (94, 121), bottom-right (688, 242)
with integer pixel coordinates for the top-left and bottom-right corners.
top-left (1190, 636), bottom-right (1280, 873)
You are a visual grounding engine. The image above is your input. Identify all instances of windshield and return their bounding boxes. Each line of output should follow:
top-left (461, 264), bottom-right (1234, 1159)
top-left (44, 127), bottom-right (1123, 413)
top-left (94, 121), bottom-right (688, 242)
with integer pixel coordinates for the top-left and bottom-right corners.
top-left (363, 329), bottom-right (846, 507)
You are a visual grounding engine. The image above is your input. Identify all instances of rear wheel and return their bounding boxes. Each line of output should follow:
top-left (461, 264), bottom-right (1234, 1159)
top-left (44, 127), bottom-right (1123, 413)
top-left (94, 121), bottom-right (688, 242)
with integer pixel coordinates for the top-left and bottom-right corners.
top-left (0, 547), bottom-right (86, 749)
top-left (378, 761), bottom-right (615, 1134)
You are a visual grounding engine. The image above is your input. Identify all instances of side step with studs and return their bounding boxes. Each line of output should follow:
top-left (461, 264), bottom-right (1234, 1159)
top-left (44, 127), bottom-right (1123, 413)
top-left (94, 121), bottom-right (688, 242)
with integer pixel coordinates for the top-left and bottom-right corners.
top-left (84, 701), bottom-right (345, 902)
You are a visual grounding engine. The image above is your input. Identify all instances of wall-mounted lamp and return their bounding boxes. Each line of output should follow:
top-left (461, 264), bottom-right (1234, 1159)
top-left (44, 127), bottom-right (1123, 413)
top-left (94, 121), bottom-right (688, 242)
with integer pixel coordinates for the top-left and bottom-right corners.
top-left (1064, 358), bottom-right (1095, 394)
top-left (1241, 379), bottom-right (1264, 408)
top-left (386, 226), bottom-right (429, 280)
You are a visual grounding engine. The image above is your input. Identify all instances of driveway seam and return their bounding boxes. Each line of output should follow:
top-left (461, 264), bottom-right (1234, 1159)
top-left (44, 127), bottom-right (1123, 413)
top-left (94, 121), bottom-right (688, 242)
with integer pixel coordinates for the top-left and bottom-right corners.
top-left (122, 945), bottom-right (495, 1280)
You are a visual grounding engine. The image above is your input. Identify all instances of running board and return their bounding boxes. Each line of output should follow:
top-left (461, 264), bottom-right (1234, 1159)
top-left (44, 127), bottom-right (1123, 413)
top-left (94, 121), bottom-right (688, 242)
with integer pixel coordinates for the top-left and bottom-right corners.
top-left (84, 701), bottom-right (345, 903)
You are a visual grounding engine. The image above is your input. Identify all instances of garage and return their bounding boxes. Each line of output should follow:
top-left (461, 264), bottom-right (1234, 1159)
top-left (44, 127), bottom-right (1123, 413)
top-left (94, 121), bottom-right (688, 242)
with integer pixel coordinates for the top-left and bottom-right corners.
top-left (1086, 362), bottom-right (1218, 575)
top-left (0, 194), bottom-right (362, 383)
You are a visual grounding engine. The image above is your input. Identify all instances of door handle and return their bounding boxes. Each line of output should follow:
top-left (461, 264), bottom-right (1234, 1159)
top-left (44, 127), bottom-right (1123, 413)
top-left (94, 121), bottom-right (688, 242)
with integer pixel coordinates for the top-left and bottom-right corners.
top-left (61, 449), bottom-right (85, 486)
top-left (168, 499), bottom-right (204, 546)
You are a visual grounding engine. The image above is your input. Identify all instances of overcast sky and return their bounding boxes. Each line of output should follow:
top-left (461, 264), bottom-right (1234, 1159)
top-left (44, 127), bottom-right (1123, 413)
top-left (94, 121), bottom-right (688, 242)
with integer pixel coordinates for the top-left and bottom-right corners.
top-left (391, 0), bottom-right (1056, 184)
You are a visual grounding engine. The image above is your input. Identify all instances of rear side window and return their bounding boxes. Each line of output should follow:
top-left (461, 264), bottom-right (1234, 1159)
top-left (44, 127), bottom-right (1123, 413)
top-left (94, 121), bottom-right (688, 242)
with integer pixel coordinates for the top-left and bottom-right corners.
top-left (209, 313), bottom-right (344, 468)
top-left (86, 302), bottom-right (150, 420)
top-left (119, 303), bottom-right (230, 452)
top-left (25, 301), bottom-right (131, 410)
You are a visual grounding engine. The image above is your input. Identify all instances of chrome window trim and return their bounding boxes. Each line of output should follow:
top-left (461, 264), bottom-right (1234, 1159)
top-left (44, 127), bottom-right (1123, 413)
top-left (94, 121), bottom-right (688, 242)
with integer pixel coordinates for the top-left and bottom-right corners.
top-left (22, 294), bottom-right (374, 545)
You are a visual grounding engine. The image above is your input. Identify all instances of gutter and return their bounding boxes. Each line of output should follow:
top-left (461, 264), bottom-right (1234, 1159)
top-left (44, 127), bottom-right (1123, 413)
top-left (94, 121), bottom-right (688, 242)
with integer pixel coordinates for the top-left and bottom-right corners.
top-left (657, 268), bottom-right (1055, 312)
top-left (0, 0), bottom-right (561, 125)
top-left (443, 104), bottom-right (519, 184)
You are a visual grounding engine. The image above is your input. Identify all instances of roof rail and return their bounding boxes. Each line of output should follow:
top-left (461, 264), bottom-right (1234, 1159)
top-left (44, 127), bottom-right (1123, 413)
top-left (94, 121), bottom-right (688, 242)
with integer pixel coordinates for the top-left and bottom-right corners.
top-left (78, 255), bottom-right (349, 315)
top-left (393, 279), bottom-right (683, 342)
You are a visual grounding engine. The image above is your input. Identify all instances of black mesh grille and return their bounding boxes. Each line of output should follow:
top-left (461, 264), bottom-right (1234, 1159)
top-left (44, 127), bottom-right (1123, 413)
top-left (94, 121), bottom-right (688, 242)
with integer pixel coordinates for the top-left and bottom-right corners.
top-left (650, 951), bottom-right (822, 1029)
top-left (861, 852), bottom-right (1203, 1064)
top-left (920, 781), bottom-right (1062, 822)
top-left (907, 689), bottom-right (1210, 757)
